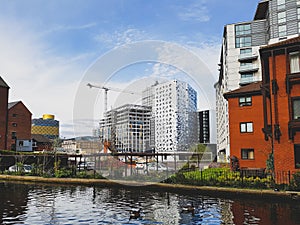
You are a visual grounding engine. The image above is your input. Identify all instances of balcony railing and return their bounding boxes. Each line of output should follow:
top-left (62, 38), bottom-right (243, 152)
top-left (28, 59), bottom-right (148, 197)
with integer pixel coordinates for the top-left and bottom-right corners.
top-left (239, 76), bottom-right (260, 85)
top-left (239, 64), bottom-right (259, 73)
top-left (238, 53), bottom-right (258, 61)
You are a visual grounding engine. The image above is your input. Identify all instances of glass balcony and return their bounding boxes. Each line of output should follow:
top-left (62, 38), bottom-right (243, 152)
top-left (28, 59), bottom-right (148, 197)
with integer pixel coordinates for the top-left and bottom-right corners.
top-left (238, 53), bottom-right (258, 61)
top-left (239, 64), bottom-right (259, 73)
top-left (239, 76), bottom-right (260, 85)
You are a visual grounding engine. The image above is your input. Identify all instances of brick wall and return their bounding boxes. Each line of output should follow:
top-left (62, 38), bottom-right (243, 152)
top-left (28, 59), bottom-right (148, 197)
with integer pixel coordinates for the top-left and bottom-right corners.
top-left (228, 95), bottom-right (269, 169)
top-left (7, 102), bottom-right (32, 150)
top-left (0, 87), bottom-right (8, 150)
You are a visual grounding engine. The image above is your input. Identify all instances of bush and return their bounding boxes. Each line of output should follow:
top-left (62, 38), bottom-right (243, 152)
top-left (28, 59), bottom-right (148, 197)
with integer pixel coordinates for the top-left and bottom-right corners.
top-left (290, 172), bottom-right (300, 191)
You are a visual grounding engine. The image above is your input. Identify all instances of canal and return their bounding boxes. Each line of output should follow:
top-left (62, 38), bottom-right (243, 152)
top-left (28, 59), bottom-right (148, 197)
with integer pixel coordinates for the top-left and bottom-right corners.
top-left (0, 181), bottom-right (299, 225)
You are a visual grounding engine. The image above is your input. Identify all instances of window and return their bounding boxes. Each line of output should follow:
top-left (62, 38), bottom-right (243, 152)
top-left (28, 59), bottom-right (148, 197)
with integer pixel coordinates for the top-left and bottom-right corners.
top-left (12, 114), bottom-right (17, 117)
top-left (235, 24), bottom-right (251, 36)
top-left (240, 48), bottom-right (252, 55)
top-left (11, 132), bottom-right (17, 139)
top-left (277, 0), bottom-right (285, 10)
top-left (241, 149), bottom-right (254, 160)
top-left (299, 22), bottom-right (300, 33)
top-left (295, 145), bottom-right (300, 168)
top-left (278, 11), bottom-right (286, 23)
top-left (240, 122), bottom-right (253, 133)
top-left (278, 25), bottom-right (286, 37)
top-left (292, 98), bottom-right (300, 120)
top-left (236, 37), bottom-right (251, 48)
top-left (290, 52), bottom-right (300, 73)
top-left (239, 96), bottom-right (252, 106)
top-left (298, 8), bottom-right (300, 19)
top-left (12, 123), bottom-right (17, 127)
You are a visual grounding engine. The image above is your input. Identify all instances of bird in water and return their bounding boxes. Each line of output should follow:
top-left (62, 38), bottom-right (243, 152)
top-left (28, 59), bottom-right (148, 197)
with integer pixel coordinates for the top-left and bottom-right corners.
top-left (129, 208), bottom-right (141, 219)
top-left (182, 202), bottom-right (195, 214)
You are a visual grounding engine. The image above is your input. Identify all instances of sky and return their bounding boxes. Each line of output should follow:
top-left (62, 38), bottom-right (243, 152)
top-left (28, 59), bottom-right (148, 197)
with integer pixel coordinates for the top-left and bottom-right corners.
top-left (0, 0), bottom-right (260, 138)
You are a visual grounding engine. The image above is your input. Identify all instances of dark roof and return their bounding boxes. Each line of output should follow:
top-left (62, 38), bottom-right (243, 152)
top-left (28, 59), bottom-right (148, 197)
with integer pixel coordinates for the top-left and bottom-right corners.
top-left (224, 81), bottom-right (262, 99)
top-left (254, 0), bottom-right (269, 20)
top-left (8, 101), bottom-right (32, 115)
top-left (8, 101), bottom-right (20, 109)
top-left (0, 76), bottom-right (9, 88)
top-left (32, 134), bottom-right (51, 143)
top-left (260, 36), bottom-right (300, 50)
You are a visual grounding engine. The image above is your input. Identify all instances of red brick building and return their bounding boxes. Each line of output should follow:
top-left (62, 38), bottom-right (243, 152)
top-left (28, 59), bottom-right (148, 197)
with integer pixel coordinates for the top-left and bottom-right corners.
top-left (260, 37), bottom-right (300, 174)
top-left (0, 77), bottom-right (9, 150)
top-left (7, 101), bottom-right (32, 151)
top-left (224, 82), bottom-right (269, 170)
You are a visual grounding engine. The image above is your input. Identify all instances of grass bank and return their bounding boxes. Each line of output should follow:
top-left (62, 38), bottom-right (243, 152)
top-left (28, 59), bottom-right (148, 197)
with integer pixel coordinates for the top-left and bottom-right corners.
top-left (0, 174), bottom-right (299, 203)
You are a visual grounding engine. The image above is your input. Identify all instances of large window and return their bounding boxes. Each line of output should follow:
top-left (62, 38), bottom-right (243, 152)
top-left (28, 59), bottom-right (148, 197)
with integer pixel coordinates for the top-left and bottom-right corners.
top-left (236, 37), bottom-right (251, 48)
top-left (239, 96), bottom-right (252, 106)
top-left (290, 52), bottom-right (300, 73)
top-left (292, 98), bottom-right (300, 120)
top-left (235, 24), bottom-right (251, 36)
top-left (240, 73), bottom-right (254, 84)
top-left (240, 122), bottom-right (253, 133)
top-left (241, 149), bottom-right (254, 160)
top-left (278, 11), bottom-right (286, 23)
top-left (294, 145), bottom-right (300, 168)
top-left (278, 25), bottom-right (287, 37)
top-left (277, 0), bottom-right (285, 10)
top-left (240, 48), bottom-right (252, 55)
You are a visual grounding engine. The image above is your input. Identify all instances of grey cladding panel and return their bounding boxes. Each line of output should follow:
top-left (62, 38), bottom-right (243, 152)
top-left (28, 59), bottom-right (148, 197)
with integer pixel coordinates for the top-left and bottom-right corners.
top-left (251, 20), bottom-right (267, 45)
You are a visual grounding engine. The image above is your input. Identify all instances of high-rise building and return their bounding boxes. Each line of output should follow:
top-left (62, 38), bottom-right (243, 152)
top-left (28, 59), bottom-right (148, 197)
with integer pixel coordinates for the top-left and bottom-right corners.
top-left (99, 104), bottom-right (151, 152)
top-left (32, 114), bottom-right (59, 139)
top-left (154, 80), bottom-right (198, 153)
top-left (197, 110), bottom-right (216, 144)
top-left (215, 0), bottom-right (300, 162)
top-left (142, 81), bottom-right (159, 150)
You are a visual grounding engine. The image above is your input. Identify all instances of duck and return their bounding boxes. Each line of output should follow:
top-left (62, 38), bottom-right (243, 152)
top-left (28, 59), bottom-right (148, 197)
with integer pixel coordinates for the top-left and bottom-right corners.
top-left (129, 208), bottom-right (141, 219)
top-left (182, 202), bottom-right (195, 214)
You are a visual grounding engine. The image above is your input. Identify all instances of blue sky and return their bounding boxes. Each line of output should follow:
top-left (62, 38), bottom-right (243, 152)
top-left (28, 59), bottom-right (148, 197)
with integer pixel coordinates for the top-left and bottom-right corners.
top-left (0, 0), bottom-right (260, 137)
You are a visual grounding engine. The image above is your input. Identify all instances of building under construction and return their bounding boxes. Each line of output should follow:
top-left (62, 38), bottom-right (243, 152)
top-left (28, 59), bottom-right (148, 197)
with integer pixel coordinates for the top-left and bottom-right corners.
top-left (99, 104), bottom-right (151, 152)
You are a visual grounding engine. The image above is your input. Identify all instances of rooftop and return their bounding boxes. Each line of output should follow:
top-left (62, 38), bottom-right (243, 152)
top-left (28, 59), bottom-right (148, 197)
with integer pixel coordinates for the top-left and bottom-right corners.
top-left (224, 81), bottom-right (262, 99)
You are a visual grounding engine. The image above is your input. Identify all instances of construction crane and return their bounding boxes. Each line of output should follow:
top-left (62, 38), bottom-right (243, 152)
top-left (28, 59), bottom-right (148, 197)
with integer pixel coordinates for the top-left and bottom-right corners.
top-left (87, 83), bottom-right (140, 113)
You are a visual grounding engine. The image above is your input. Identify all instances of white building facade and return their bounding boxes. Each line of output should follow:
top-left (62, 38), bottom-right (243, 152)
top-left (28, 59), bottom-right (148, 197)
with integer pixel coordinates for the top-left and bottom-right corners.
top-left (154, 80), bottom-right (198, 154)
top-left (215, 0), bottom-right (300, 162)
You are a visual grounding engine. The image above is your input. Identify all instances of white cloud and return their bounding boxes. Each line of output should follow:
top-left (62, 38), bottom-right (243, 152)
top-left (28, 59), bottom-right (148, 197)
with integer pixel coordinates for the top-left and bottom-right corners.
top-left (177, 1), bottom-right (210, 22)
top-left (0, 19), bottom-right (91, 138)
top-left (94, 28), bottom-right (150, 48)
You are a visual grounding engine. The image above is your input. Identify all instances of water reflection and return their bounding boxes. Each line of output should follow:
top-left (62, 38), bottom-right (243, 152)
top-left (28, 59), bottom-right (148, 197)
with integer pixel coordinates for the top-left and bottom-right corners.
top-left (0, 181), bottom-right (299, 225)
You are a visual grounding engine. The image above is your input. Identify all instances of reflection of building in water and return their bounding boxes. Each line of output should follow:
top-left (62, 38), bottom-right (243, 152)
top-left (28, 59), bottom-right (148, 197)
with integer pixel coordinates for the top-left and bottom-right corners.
top-left (0, 183), bottom-right (30, 224)
top-left (232, 199), bottom-right (300, 225)
top-left (219, 199), bottom-right (234, 224)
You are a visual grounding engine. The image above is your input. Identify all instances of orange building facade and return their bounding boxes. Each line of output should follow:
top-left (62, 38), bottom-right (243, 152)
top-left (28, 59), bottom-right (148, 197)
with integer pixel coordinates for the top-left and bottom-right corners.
top-left (260, 37), bottom-right (300, 174)
top-left (225, 82), bottom-right (269, 170)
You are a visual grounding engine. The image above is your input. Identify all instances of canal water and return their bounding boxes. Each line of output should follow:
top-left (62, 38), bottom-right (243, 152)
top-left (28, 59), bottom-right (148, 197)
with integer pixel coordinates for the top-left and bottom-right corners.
top-left (0, 181), bottom-right (299, 225)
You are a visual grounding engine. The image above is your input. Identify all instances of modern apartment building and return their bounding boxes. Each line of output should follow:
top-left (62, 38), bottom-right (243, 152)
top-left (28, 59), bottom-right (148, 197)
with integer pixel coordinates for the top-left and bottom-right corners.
top-left (142, 81), bottom-right (159, 150)
top-left (154, 80), bottom-right (198, 153)
top-left (197, 110), bottom-right (216, 144)
top-left (99, 104), bottom-right (151, 152)
top-left (215, 0), bottom-right (300, 162)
